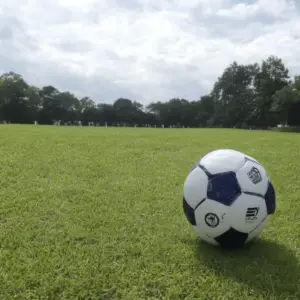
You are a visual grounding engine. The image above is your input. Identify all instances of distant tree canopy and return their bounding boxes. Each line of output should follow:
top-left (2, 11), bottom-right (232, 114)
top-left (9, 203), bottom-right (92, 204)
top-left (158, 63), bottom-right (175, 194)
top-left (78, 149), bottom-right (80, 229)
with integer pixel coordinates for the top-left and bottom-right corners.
top-left (1, 55), bottom-right (300, 128)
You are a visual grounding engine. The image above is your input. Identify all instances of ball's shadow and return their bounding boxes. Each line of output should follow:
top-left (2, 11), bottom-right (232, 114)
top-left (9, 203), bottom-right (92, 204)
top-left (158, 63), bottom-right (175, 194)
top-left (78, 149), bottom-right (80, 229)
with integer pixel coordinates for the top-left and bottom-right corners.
top-left (190, 238), bottom-right (300, 297)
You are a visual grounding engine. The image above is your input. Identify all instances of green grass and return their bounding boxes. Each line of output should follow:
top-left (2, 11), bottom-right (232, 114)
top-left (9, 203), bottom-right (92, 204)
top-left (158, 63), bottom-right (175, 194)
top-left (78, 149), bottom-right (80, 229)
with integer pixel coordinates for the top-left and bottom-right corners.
top-left (0, 125), bottom-right (299, 300)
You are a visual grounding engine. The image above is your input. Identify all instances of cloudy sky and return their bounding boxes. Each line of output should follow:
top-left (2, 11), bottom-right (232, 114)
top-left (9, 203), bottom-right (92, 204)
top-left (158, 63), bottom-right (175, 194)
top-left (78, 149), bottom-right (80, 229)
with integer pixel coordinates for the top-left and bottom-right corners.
top-left (0, 0), bottom-right (299, 105)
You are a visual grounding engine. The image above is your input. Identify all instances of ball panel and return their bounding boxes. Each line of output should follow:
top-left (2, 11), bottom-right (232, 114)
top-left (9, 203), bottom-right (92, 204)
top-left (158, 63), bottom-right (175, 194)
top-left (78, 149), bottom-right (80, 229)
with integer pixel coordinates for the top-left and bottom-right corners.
top-left (188, 160), bottom-right (200, 174)
top-left (228, 193), bottom-right (268, 233)
top-left (207, 172), bottom-right (241, 206)
top-left (244, 155), bottom-right (259, 164)
top-left (236, 161), bottom-right (269, 196)
top-left (183, 167), bottom-right (208, 209)
top-left (194, 226), bottom-right (219, 246)
top-left (199, 149), bottom-right (246, 174)
top-left (245, 216), bottom-right (270, 243)
top-left (199, 164), bottom-right (212, 177)
top-left (265, 181), bottom-right (276, 214)
top-left (194, 199), bottom-right (230, 237)
top-left (183, 196), bottom-right (196, 226)
top-left (214, 228), bottom-right (249, 248)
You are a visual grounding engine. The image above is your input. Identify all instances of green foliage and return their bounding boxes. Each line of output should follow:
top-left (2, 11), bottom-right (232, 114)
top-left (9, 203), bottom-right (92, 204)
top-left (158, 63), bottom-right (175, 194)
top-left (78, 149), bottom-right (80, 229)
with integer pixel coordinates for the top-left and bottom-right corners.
top-left (0, 125), bottom-right (300, 299)
top-left (0, 55), bottom-right (300, 127)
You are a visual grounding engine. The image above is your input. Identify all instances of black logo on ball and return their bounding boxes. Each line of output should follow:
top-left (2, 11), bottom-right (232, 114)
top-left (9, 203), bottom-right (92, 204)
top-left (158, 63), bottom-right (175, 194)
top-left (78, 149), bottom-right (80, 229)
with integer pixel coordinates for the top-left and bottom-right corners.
top-left (245, 207), bottom-right (260, 221)
top-left (247, 166), bottom-right (262, 184)
top-left (205, 213), bottom-right (220, 228)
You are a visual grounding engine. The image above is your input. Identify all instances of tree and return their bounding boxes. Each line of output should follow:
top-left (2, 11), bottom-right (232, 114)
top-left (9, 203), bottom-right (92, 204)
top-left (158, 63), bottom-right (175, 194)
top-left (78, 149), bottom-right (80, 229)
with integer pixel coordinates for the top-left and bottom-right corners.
top-left (113, 98), bottom-right (143, 125)
top-left (0, 72), bottom-right (30, 123)
top-left (25, 85), bottom-right (41, 121)
top-left (97, 104), bottom-right (116, 125)
top-left (252, 56), bottom-right (290, 127)
top-left (38, 86), bottom-right (62, 124)
top-left (54, 91), bottom-right (79, 122)
top-left (210, 62), bottom-right (259, 127)
top-left (271, 75), bottom-right (300, 126)
top-left (0, 55), bottom-right (299, 128)
top-left (271, 85), bottom-right (297, 125)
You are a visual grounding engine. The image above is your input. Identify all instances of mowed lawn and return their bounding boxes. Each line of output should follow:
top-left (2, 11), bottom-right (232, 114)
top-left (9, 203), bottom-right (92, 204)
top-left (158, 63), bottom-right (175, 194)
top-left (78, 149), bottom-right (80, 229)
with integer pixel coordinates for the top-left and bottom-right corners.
top-left (0, 125), bottom-right (300, 300)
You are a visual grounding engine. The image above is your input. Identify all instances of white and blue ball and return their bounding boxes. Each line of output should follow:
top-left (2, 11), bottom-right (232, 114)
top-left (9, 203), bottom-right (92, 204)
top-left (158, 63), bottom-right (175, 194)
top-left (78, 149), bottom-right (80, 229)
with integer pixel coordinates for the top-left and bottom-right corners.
top-left (183, 149), bottom-right (276, 248)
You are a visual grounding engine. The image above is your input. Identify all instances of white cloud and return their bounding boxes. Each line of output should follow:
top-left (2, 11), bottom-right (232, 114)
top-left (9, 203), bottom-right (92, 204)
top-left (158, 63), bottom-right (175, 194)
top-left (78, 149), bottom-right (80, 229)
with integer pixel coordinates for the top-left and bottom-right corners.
top-left (216, 0), bottom-right (296, 19)
top-left (0, 0), bottom-right (299, 104)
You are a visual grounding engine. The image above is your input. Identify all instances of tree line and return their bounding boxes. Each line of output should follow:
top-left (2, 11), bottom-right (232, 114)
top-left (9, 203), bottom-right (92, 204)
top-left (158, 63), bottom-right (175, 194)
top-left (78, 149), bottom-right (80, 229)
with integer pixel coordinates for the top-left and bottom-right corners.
top-left (0, 55), bottom-right (299, 128)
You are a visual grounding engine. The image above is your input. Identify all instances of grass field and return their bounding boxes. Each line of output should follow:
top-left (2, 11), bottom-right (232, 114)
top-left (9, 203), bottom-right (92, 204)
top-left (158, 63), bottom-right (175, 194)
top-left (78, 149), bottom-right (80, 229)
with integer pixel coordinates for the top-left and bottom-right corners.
top-left (0, 125), bottom-right (299, 300)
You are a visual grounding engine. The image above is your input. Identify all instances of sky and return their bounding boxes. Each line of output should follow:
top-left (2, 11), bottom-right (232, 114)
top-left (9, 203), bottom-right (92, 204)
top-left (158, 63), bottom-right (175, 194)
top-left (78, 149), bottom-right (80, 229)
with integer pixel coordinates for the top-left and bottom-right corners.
top-left (0, 0), bottom-right (299, 105)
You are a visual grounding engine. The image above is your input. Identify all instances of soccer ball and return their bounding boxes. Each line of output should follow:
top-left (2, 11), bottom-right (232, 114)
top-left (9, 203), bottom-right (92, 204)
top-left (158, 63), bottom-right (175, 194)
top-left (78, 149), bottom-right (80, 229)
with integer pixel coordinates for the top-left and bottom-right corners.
top-left (183, 149), bottom-right (276, 248)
